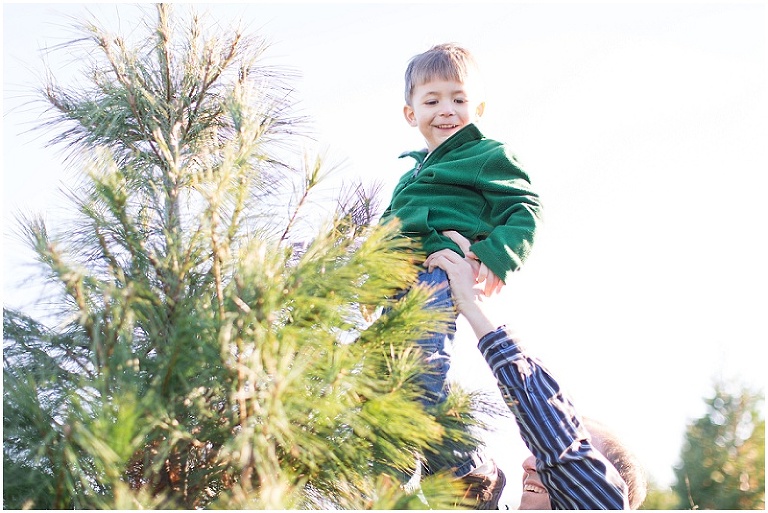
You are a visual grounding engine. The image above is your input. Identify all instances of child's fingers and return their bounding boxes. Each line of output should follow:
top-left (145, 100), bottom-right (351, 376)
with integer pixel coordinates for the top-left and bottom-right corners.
top-left (478, 268), bottom-right (505, 296)
top-left (484, 277), bottom-right (501, 297)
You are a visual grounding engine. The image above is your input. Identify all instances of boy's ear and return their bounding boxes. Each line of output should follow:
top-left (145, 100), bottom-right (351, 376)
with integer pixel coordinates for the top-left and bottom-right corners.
top-left (475, 101), bottom-right (486, 119)
top-left (403, 104), bottom-right (418, 127)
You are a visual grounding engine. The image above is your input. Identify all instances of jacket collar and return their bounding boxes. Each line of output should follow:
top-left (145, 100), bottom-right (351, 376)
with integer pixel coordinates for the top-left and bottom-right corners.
top-left (399, 123), bottom-right (484, 163)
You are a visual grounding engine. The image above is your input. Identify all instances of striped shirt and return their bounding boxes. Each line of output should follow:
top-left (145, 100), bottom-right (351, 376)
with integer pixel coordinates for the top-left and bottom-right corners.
top-left (478, 327), bottom-right (630, 510)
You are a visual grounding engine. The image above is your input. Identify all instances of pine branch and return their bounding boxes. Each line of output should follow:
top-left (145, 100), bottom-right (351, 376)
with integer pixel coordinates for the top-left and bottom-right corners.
top-left (5, 4), bottom-right (485, 509)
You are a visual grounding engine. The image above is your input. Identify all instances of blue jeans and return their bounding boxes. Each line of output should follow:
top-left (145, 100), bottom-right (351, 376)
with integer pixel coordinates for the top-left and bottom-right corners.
top-left (414, 267), bottom-right (455, 406)
top-left (410, 268), bottom-right (485, 477)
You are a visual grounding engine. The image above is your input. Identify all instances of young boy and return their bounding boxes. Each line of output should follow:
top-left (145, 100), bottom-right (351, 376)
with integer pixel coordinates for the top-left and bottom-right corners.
top-left (378, 43), bottom-right (542, 508)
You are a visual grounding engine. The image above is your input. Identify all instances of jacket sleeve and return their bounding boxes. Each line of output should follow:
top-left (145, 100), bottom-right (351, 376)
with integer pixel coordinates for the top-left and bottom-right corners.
top-left (469, 147), bottom-right (542, 283)
top-left (478, 327), bottom-right (630, 510)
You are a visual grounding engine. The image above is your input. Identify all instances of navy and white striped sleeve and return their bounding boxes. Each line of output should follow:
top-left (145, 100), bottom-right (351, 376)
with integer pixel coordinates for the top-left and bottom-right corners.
top-left (478, 327), bottom-right (630, 510)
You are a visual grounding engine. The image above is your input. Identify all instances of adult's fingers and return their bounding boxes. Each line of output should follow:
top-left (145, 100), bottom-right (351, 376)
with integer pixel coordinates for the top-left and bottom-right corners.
top-left (424, 249), bottom-right (465, 272)
top-left (442, 230), bottom-right (472, 255)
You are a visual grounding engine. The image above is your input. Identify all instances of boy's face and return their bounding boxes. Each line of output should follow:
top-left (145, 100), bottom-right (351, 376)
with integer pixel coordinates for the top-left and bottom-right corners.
top-left (404, 78), bottom-right (485, 152)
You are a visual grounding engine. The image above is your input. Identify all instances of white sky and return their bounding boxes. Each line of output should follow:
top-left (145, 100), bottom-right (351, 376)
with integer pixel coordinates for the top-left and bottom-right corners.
top-left (3, 2), bottom-right (767, 509)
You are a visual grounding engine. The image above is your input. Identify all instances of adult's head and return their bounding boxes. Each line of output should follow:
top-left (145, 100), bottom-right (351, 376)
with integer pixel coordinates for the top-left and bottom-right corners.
top-left (585, 419), bottom-right (647, 509)
top-left (519, 419), bottom-right (647, 510)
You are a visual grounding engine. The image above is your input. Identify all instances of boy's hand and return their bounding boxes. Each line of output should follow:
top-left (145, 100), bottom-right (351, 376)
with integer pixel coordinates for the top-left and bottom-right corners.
top-left (477, 264), bottom-right (504, 297)
top-left (442, 230), bottom-right (504, 297)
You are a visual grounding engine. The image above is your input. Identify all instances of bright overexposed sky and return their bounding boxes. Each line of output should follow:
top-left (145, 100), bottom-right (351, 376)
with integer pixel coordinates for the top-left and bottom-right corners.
top-left (3, 2), bottom-right (767, 509)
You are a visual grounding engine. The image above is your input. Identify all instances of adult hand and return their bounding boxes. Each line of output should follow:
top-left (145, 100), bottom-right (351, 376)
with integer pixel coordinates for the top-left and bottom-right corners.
top-left (442, 230), bottom-right (476, 259)
top-left (442, 230), bottom-right (504, 297)
top-left (424, 249), bottom-right (481, 313)
top-left (424, 250), bottom-right (482, 314)
top-left (424, 249), bottom-right (497, 338)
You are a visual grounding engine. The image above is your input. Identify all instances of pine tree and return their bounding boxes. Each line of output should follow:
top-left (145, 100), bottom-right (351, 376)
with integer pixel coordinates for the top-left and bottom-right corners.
top-left (2, 5), bottom-right (483, 509)
top-left (672, 380), bottom-right (765, 510)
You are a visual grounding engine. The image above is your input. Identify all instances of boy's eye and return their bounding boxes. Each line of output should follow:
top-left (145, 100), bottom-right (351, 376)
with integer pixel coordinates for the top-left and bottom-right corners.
top-left (454, 98), bottom-right (466, 104)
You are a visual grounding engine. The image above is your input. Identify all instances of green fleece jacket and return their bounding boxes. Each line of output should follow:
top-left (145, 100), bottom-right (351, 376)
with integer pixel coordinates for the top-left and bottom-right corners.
top-left (380, 124), bottom-right (542, 284)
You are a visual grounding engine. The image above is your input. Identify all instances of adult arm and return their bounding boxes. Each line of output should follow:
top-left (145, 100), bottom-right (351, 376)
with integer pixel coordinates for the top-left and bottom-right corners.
top-left (478, 329), bottom-right (629, 510)
top-left (424, 251), bottom-right (630, 510)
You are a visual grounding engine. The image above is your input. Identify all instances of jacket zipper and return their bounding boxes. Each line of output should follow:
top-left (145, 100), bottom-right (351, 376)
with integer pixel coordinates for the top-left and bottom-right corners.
top-left (413, 152), bottom-right (431, 178)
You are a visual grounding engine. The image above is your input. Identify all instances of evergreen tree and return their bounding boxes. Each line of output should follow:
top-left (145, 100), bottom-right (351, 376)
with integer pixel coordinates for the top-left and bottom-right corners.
top-left (3, 5), bottom-right (484, 509)
top-left (672, 380), bottom-right (765, 510)
top-left (639, 479), bottom-right (678, 510)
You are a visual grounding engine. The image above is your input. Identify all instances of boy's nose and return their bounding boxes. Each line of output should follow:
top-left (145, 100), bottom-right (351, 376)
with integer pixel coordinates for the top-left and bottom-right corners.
top-left (438, 103), bottom-right (455, 115)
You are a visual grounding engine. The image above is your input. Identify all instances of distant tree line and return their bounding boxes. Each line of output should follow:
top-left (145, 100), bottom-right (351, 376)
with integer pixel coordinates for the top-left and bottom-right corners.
top-left (642, 380), bottom-right (764, 510)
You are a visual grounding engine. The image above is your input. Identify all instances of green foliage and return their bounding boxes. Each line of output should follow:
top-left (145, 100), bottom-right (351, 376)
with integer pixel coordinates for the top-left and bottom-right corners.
top-left (3, 4), bottom-right (483, 509)
top-left (672, 380), bottom-right (765, 510)
top-left (639, 479), bottom-right (678, 510)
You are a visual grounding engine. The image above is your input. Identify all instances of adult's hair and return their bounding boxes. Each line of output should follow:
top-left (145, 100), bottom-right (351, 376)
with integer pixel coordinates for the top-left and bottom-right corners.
top-left (403, 43), bottom-right (482, 105)
top-left (584, 418), bottom-right (648, 510)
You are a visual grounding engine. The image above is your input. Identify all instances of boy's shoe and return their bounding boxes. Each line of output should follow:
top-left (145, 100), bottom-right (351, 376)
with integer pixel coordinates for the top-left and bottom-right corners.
top-left (461, 460), bottom-right (506, 510)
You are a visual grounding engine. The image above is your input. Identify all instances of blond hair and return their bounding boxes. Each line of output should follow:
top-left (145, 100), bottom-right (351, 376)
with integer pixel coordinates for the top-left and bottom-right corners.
top-left (403, 43), bottom-right (482, 105)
